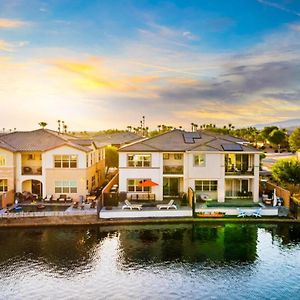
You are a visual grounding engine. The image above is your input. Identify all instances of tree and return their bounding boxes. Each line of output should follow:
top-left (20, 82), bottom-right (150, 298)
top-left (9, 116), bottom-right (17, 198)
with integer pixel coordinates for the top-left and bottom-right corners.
top-left (261, 126), bottom-right (278, 143)
top-left (289, 127), bottom-right (300, 152)
top-left (272, 158), bottom-right (300, 194)
top-left (105, 146), bottom-right (119, 177)
top-left (38, 122), bottom-right (47, 128)
top-left (267, 129), bottom-right (286, 151)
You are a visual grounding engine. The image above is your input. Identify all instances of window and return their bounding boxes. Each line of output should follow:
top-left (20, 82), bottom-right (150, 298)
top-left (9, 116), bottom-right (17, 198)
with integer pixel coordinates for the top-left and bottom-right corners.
top-left (0, 179), bottom-right (8, 192)
top-left (127, 179), bottom-right (150, 192)
top-left (174, 153), bottom-right (183, 160)
top-left (28, 154), bottom-right (35, 160)
top-left (0, 155), bottom-right (6, 166)
top-left (163, 153), bottom-right (170, 160)
top-left (54, 155), bottom-right (77, 168)
top-left (195, 180), bottom-right (218, 192)
top-left (92, 176), bottom-right (96, 187)
top-left (55, 181), bottom-right (77, 193)
top-left (127, 154), bottom-right (151, 167)
top-left (194, 154), bottom-right (205, 167)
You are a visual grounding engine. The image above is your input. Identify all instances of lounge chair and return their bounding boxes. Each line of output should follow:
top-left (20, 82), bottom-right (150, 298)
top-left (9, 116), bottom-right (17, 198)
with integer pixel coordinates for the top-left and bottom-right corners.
top-left (66, 196), bottom-right (73, 202)
top-left (200, 194), bottom-right (213, 201)
top-left (58, 194), bottom-right (67, 202)
top-left (156, 199), bottom-right (177, 210)
top-left (252, 208), bottom-right (262, 218)
top-left (237, 208), bottom-right (246, 217)
top-left (122, 200), bottom-right (142, 210)
top-left (44, 195), bottom-right (53, 202)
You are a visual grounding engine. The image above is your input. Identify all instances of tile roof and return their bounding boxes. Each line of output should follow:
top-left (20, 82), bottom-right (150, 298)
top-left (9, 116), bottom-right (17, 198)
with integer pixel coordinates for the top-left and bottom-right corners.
top-left (119, 129), bottom-right (259, 153)
top-left (0, 129), bottom-right (91, 152)
top-left (93, 132), bottom-right (142, 147)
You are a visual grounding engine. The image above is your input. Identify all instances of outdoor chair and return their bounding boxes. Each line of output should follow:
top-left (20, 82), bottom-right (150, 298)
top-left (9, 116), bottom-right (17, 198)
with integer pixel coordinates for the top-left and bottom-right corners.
top-left (122, 200), bottom-right (142, 210)
top-left (200, 194), bottom-right (213, 201)
top-left (252, 208), bottom-right (262, 218)
top-left (156, 199), bottom-right (177, 210)
top-left (44, 195), bottom-right (53, 202)
top-left (237, 208), bottom-right (246, 217)
top-left (58, 194), bottom-right (67, 202)
top-left (66, 196), bottom-right (73, 202)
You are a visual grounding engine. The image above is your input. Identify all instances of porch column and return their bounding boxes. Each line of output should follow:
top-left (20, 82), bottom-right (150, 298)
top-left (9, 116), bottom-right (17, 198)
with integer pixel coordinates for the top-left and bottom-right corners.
top-left (253, 154), bottom-right (260, 202)
top-left (218, 179), bottom-right (225, 202)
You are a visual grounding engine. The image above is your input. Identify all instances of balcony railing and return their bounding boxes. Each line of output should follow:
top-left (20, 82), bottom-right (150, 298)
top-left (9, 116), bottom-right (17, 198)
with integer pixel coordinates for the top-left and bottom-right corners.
top-left (163, 165), bottom-right (183, 174)
top-left (22, 166), bottom-right (42, 175)
top-left (225, 166), bottom-right (254, 175)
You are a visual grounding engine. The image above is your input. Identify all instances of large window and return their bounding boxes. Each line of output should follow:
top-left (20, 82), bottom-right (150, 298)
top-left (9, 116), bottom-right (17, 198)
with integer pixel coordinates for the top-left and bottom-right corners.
top-left (127, 179), bottom-right (150, 192)
top-left (127, 154), bottom-right (151, 167)
top-left (54, 155), bottom-right (77, 168)
top-left (195, 180), bottom-right (217, 192)
top-left (55, 181), bottom-right (77, 193)
top-left (0, 179), bottom-right (8, 192)
top-left (0, 156), bottom-right (6, 166)
top-left (194, 154), bottom-right (205, 167)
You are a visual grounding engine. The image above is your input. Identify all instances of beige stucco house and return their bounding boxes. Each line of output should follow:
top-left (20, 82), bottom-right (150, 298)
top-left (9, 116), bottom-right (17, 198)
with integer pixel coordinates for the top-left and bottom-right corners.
top-left (0, 129), bottom-right (106, 205)
top-left (119, 130), bottom-right (261, 203)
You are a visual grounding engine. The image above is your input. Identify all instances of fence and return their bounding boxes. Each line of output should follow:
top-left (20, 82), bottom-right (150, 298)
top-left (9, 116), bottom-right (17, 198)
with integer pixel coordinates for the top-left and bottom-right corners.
top-left (0, 210), bottom-right (96, 218)
top-left (265, 181), bottom-right (291, 207)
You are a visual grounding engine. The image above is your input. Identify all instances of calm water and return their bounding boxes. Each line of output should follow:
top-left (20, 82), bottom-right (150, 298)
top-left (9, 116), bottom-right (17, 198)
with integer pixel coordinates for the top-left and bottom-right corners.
top-left (1, 223), bottom-right (300, 300)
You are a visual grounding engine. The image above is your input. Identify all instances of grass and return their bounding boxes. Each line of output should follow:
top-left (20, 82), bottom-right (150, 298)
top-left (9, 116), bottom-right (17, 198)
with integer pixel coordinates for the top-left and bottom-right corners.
top-left (205, 199), bottom-right (260, 208)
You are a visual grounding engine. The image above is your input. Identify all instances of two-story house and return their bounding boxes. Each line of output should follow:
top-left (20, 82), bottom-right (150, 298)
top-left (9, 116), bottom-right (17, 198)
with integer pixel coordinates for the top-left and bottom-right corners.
top-left (0, 129), bottom-right (106, 205)
top-left (118, 129), bottom-right (261, 203)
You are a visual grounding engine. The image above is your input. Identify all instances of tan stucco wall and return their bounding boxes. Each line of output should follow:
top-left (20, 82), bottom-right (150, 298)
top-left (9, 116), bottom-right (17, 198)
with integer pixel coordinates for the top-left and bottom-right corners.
top-left (0, 148), bottom-right (14, 167)
top-left (45, 169), bottom-right (87, 201)
top-left (0, 167), bottom-right (15, 192)
top-left (86, 160), bottom-right (106, 191)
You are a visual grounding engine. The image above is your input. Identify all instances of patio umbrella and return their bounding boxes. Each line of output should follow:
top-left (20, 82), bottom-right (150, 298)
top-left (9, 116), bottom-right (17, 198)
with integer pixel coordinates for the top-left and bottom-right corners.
top-left (139, 180), bottom-right (158, 199)
top-left (139, 179), bottom-right (159, 187)
top-left (273, 189), bottom-right (277, 207)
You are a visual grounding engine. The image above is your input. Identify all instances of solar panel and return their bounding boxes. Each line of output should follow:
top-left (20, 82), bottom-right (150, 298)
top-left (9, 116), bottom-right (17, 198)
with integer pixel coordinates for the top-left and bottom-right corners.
top-left (183, 132), bottom-right (201, 144)
top-left (221, 144), bottom-right (243, 151)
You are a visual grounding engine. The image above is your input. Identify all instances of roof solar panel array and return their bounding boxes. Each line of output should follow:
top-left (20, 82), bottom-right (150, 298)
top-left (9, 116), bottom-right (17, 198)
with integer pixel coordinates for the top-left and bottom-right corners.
top-left (183, 132), bottom-right (201, 144)
top-left (221, 144), bottom-right (243, 151)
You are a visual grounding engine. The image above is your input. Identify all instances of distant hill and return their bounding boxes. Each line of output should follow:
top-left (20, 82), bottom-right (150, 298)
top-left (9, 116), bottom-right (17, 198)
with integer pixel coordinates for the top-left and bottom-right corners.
top-left (255, 118), bottom-right (300, 131)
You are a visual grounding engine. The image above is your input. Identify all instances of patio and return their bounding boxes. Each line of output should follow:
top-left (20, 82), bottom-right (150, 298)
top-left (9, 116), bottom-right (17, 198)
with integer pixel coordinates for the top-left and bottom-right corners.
top-left (99, 201), bottom-right (192, 219)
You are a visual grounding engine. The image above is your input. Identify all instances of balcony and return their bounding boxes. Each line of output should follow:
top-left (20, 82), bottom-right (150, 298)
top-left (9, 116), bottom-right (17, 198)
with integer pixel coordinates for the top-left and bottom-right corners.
top-left (163, 165), bottom-right (183, 174)
top-left (22, 166), bottom-right (42, 175)
top-left (225, 165), bottom-right (254, 176)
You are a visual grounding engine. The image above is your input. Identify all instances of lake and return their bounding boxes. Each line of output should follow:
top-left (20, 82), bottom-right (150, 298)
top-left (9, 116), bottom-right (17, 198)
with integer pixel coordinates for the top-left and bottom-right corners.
top-left (0, 223), bottom-right (300, 299)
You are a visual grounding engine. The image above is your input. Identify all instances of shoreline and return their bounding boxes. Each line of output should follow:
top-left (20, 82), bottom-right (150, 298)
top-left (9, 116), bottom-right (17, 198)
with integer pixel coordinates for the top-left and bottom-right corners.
top-left (0, 215), bottom-right (300, 228)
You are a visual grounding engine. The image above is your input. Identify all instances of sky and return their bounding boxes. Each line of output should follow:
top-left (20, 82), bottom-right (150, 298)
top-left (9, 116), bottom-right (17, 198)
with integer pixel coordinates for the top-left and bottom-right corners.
top-left (0, 0), bottom-right (300, 132)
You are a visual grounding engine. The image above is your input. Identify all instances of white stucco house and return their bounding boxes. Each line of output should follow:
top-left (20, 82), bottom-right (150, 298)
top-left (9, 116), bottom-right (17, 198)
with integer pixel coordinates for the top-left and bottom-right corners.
top-left (118, 130), bottom-right (261, 203)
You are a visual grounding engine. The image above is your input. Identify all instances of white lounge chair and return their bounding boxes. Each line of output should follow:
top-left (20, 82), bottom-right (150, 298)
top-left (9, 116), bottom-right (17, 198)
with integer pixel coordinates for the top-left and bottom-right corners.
top-left (157, 200), bottom-right (177, 210)
top-left (200, 194), bottom-right (213, 201)
top-left (44, 195), bottom-right (53, 202)
top-left (252, 208), bottom-right (262, 217)
top-left (122, 200), bottom-right (142, 210)
top-left (237, 208), bottom-right (246, 217)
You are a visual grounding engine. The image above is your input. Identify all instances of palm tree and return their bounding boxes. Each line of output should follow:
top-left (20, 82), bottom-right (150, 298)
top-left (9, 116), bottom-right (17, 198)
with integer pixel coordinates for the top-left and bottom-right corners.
top-left (38, 122), bottom-right (47, 129)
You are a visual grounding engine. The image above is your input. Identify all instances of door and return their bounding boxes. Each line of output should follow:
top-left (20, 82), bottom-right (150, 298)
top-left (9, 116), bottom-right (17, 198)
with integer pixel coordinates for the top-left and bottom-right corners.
top-left (32, 180), bottom-right (42, 198)
top-left (163, 178), bottom-right (179, 196)
top-left (241, 180), bottom-right (249, 194)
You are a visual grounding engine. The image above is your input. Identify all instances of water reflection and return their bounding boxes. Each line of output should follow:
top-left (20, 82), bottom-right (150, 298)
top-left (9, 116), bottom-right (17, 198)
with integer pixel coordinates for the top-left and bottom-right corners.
top-left (118, 224), bottom-right (258, 264)
top-left (1, 224), bottom-right (300, 299)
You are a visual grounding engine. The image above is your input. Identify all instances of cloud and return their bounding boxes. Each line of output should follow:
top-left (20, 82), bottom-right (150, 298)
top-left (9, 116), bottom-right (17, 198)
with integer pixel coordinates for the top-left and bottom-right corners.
top-left (0, 40), bottom-right (13, 51)
top-left (0, 18), bottom-right (30, 28)
top-left (290, 23), bottom-right (300, 31)
top-left (256, 0), bottom-right (300, 17)
top-left (0, 39), bottom-right (30, 52)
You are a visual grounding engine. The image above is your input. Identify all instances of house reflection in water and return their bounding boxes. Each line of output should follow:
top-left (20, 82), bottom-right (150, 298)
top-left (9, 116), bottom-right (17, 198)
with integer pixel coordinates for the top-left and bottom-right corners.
top-left (117, 224), bottom-right (258, 264)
